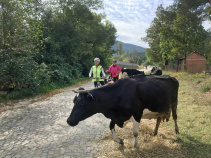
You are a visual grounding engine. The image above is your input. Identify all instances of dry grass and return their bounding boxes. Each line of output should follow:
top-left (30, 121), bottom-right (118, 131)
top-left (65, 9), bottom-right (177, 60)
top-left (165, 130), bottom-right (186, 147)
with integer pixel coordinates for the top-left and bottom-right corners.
top-left (96, 71), bottom-right (211, 158)
top-left (96, 120), bottom-right (184, 158)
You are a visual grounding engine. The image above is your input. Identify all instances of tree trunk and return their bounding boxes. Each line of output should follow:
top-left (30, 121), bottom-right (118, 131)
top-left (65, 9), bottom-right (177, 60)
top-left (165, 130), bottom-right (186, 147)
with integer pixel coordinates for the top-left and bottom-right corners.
top-left (184, 54), bottom-right (186, 71)
top-left (165, 60), bottom-right (168, 65)
top-left (1, 0), bottom-right (6, 49)
top-left (176, 60), bottom-right (179, 72)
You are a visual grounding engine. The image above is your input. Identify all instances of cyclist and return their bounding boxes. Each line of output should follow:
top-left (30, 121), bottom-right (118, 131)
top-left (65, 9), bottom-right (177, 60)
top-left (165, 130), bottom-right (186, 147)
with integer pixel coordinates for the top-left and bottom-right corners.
top-left (89, 58), bottom-right (106, 88)
top-left (106, 59), bottom-right (121, 82)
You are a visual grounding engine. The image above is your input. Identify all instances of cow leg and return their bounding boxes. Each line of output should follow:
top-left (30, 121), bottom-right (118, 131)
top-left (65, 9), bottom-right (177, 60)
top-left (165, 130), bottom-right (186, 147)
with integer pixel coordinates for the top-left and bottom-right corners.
top-left (109, 120), bottom-right (123, 144)
top-left (132, 117), bottom-right (140, 148)
top-left (172, 104), bottom-right (179, 134)
top-left (153, 117), bottom-right (161, 136)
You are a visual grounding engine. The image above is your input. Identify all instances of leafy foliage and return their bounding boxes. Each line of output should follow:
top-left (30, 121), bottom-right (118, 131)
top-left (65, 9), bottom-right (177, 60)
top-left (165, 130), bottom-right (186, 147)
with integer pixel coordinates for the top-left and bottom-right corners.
top-left (117, 41), bottom-right (123, 56)
top-left (116, 50), bottom-right (146, 66)
top-left (113, 41), bottom-right (146, 65)
top-left (0, 0), bottom-right (116, 98)
top-left (143, 1), bottom-right (211, 65)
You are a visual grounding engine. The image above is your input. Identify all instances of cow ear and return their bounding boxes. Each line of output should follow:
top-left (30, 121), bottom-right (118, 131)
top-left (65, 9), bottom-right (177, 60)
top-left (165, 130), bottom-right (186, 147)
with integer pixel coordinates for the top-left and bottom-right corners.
top-left (87, 92), bottom-right (96, 101)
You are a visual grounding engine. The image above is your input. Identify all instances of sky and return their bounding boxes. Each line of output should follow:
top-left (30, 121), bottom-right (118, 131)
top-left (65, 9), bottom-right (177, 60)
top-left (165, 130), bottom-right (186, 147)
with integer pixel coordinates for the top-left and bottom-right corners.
top-left (97, 0), bottom-right (211, 48)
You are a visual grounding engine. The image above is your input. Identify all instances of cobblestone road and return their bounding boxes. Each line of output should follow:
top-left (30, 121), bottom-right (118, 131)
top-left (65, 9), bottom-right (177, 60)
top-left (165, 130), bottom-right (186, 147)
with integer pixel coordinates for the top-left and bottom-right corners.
top-left (0, 81), bottom-right (110, 158)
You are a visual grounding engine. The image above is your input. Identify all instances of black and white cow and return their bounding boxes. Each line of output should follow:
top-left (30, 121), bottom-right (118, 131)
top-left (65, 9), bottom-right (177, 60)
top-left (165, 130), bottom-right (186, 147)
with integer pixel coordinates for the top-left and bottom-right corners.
top-left (150, 67), bottom-right (162, 75)
top-left (67, 75), bottom-right (179, 148)
top-left (122, 68), bottom-right (145, 77)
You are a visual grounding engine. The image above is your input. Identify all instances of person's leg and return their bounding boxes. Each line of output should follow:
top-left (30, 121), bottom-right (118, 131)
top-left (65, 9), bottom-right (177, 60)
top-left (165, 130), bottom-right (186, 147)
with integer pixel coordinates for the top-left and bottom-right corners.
top-left (113, 77), bottom-right (118, 82)
top-left (100, 81), bottom-right (105, 87)
top-left (94, 82), bottom-right (97, 88)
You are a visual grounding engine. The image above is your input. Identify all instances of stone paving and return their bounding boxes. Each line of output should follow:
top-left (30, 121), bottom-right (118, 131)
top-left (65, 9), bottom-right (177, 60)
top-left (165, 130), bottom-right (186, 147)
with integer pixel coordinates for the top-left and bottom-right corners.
top-left (0, 81), bottom-right (110, 158)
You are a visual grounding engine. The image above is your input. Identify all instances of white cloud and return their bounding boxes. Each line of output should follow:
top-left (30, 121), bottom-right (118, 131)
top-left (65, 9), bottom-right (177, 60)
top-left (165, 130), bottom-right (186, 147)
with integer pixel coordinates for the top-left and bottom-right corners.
top-left (202, 21), bottom-right (211, 30)
top-left (95, 0), bottom-right (174, 47)
top-left (94, 0), bottom-right (211, 48)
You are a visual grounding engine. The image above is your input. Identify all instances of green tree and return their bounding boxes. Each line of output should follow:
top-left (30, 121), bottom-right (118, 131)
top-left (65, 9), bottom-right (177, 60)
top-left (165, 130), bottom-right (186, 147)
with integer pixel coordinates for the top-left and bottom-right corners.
top-left (142, 5), bottom-right (166, 64)
top-left (0, 0), bottom-right (117, 95)
top-left (137, 57), bottom-right (143, 66)
top-left (143, 1), bottom-right (210, 65)
top-left (133, 48), bottom-right (138, 57)
top-left (175, 0), bottom-right (210, 21)
top-left (0, 0), bottom-right (43, 91)
top-left (160, 24), bottom-right (173, 65)
top-left (117, 41), bottom-right (123, 56)
top-left (38, 1), bottom-right (116, 77)
top-left (171, 14), bottom-right (208, 61)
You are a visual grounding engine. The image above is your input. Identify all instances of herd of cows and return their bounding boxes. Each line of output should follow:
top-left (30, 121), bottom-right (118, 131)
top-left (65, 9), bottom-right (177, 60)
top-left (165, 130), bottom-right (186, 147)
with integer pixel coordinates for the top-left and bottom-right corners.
top-left (122, 66), bottom-right (162, 77)
top-left (67, 66), bottom-right (179, 148)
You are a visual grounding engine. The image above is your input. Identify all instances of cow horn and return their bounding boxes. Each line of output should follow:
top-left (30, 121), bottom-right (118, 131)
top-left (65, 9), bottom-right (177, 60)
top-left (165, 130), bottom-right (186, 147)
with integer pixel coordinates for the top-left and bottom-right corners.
top-left (78, 90), bottom-right (87, 93)
top-left (72, 90), bottom-right (87, 93)
top-left (72, 90), bottom-right (78, 93)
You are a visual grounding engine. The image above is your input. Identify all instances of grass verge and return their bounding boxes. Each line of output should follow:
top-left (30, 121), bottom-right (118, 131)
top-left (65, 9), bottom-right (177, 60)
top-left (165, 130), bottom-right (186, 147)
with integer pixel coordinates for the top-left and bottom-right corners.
top-left (163, 71), bottom-right (211, 158)
top-left (0, 78), bottom-right (89, 105)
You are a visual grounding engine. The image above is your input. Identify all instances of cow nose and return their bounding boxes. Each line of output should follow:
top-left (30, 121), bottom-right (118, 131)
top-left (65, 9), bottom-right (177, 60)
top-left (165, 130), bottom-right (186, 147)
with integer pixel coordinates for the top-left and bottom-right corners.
top-left (67, 119), bottom-right (72, 126)
top-left (67, 119), bottom-right (78, 126)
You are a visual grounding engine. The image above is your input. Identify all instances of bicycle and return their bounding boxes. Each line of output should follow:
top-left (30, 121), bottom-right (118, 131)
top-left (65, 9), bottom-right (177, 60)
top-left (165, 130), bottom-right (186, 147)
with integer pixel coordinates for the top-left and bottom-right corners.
top-left (108, 73), bottom-right (120, 82)
top-left (92, 77), bottom-right (106, 88)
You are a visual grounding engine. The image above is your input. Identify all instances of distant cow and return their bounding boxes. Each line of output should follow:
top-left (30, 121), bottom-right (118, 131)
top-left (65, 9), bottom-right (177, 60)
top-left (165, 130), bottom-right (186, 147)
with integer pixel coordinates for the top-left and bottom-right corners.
top-left (122, 72), bottom-right (129, 78)
top-left (122, 68), bottom-right (145, 77)
top-left (151, 67), bottom-right (162, 75)
top-left (151, 67), bottom-right (157, 73)
top-left (67, 75), bottom-right (179, 148)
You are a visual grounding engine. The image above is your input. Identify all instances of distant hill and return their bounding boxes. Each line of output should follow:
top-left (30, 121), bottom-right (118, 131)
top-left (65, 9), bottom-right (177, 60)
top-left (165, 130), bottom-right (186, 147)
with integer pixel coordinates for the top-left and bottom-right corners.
top-left (113, 41), bottom-right (145, 53)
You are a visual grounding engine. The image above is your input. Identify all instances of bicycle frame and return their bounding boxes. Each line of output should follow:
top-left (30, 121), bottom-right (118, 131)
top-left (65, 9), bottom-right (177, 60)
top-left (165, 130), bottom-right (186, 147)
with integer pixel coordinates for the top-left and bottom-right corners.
top-left (92, 77), bottom-right (104, 88)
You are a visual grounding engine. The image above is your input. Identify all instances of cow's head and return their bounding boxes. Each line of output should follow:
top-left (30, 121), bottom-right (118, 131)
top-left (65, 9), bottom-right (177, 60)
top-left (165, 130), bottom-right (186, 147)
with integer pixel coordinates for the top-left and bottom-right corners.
top-left (151, 67), bottom-right (155, 73)
top-left (67, 87), bottom-right (98, 127)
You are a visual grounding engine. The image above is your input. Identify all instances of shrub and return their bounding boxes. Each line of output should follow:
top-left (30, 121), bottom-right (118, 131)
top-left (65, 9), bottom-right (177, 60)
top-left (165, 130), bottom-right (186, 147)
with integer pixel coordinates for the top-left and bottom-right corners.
top-left (35, 63), bottom-right (51, 86)
top-left (0, 57), bottom-right (39, 91)
top-left (200, 83), bottom-right (211, 93)
top-left (192, 71), bottom-right (207, 78)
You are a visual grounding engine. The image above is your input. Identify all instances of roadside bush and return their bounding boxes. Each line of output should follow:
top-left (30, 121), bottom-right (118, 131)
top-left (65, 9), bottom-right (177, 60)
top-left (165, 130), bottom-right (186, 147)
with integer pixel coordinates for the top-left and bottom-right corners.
top-left (0, 57), bottom-right (39, 91)
top-left (200, 83), bottom-right (211, 92)
top-left (6, 88), bottom-right (36, 100)
top-left (0, 0), bottom-right (116, 102)
top-left (35, 63), bottom-right (51, 86)
top-left (47, 64), bottom-right (73, 83)
top-left (142, 60), bottom-right (153, 66)
top-left (192, 71), bottom-right (207, 78)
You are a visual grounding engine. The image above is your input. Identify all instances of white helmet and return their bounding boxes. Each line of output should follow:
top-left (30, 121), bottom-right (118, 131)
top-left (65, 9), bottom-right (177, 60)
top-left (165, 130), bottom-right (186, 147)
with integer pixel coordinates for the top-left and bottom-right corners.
top-left (94, 58), bottom-right (100, 62)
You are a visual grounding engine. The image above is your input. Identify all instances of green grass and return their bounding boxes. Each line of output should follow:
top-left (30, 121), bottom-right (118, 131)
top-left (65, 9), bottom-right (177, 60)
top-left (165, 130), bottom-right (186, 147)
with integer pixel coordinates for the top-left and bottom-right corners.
top-left (0, 77), bottom-right (89, 103)
top-left (163, 71), bottom-right (211, 158)
top-left (145, 71), bottom-right (151, 75)
top-left (37, 78), bottom-right (89, 94)
top-left (200, 83), bottom-right (211, 92)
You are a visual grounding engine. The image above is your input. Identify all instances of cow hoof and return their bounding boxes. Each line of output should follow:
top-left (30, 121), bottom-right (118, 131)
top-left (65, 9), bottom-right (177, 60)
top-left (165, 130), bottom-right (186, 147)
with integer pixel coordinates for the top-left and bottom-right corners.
top-left (134, 144), bottom-right (139, 148)
top-left (175, 130), bottom-right (179, 135)
top-left (153, 132), bottom-right (158, 136)
top-left (119, 139), bottom-right (124, 145)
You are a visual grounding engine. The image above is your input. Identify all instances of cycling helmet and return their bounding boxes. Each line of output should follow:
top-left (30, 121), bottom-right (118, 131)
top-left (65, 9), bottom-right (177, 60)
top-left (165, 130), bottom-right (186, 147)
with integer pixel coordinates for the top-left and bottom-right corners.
top-left (94, 58), bottom-right (100, 62)
top-left (113, 59), bottom-right (117, 62)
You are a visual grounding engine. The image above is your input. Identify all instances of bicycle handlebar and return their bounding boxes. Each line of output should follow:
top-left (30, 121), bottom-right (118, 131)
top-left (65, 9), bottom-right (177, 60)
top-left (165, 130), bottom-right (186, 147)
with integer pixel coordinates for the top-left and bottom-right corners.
top-left (91, 77), bottom-right (105, 79)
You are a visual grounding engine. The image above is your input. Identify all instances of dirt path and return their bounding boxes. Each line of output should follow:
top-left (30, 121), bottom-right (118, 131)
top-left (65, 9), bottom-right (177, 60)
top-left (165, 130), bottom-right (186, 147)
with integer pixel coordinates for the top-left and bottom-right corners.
top-left (0, 81), bottom-right (110, 158)
top-left (138, 66), bottom-right (152, 73)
